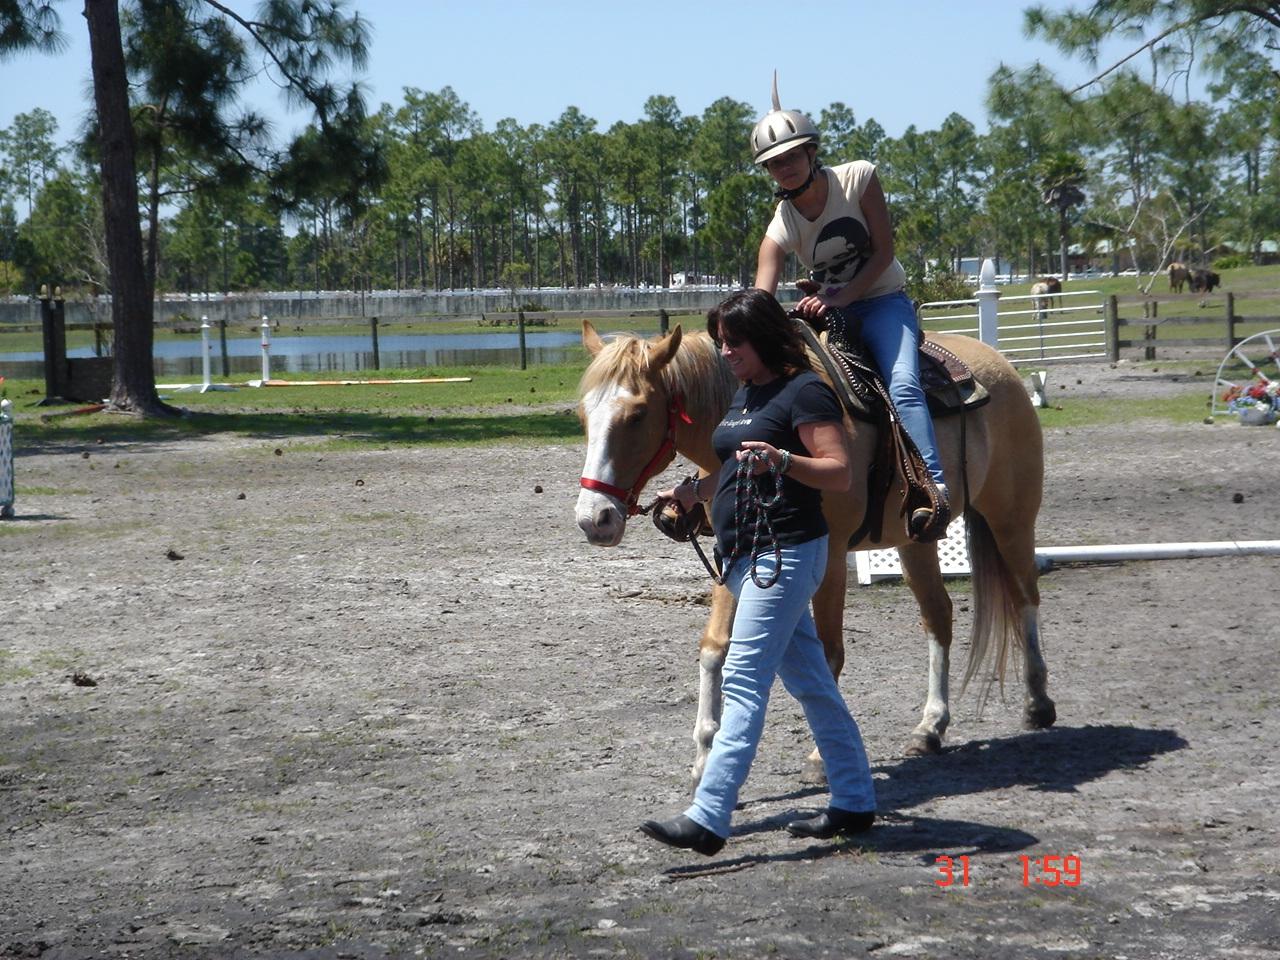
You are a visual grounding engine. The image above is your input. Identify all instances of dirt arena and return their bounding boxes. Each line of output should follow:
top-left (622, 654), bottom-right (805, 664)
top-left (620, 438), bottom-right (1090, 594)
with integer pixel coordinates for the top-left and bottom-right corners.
top-left (2, 361), bottom-right (1277, 959)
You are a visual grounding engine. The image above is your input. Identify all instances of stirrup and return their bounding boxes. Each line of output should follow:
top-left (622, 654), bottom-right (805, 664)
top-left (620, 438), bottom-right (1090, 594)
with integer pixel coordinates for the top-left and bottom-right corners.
top-left (910, 495), bottom-right (951, 541)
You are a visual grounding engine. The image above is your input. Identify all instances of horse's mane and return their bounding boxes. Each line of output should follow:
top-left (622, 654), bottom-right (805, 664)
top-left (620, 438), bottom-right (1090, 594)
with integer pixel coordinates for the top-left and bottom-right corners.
top-left (580, 329), bottom-right (736, 423)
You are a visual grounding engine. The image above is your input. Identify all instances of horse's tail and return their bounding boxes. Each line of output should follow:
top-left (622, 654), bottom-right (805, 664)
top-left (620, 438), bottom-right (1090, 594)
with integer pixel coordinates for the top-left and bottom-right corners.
top-left (960, 508), bottom-right (1024, 713)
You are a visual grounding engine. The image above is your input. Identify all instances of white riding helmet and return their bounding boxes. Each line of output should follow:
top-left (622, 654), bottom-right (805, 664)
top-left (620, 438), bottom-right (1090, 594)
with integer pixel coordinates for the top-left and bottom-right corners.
top-left (751, 72), bottom-right (820, 165)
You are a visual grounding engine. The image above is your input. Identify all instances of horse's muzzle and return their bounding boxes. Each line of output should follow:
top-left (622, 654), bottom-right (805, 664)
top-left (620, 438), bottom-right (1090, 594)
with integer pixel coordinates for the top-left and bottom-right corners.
top-left (576, 493), bottom-right (626, 546)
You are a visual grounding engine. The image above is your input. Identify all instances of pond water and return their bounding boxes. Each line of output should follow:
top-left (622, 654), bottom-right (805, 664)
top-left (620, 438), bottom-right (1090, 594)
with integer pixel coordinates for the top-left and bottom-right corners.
top-left (0, 330), bottom-right (589, 379)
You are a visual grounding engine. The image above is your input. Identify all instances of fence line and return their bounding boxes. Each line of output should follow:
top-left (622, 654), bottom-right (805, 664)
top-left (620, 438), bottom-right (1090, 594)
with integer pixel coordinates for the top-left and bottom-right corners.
top-left (918, 289), bottom-right (1108, 363)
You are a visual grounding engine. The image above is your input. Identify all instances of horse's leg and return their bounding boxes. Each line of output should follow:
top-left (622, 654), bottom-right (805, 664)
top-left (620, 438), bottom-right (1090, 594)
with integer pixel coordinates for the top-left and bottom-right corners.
top-left (800, 542), bottom-right (851, 783)
top-left (691, 583), bottom-right (735, 785)
top-left (969, 509), bottom-right (1056, 730)
top-left (897, 541), bottom-right (954, 754)
top-left (1021, 602), bottom-right (1056, 730)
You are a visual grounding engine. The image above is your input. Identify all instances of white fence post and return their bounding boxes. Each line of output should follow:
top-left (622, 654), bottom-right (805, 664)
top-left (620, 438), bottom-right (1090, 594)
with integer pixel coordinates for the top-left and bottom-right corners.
top-left (0, 398), bottom-right (15, 519)
top-left (200, 316), bottom-right (213, 393)
top-left (977, 257), bottom-right (999, 348)
top-left (260, 315), bottom-right (271, 385)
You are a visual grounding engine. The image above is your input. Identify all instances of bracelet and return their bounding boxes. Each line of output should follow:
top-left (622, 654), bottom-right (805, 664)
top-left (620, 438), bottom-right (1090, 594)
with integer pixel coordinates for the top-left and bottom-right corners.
top-left (778, 449), bottom-right (793, 474)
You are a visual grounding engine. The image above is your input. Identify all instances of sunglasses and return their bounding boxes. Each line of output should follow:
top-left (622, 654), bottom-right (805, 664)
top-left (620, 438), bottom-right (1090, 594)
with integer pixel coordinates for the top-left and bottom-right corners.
top-left (711, 332), bottom-right (745, 350)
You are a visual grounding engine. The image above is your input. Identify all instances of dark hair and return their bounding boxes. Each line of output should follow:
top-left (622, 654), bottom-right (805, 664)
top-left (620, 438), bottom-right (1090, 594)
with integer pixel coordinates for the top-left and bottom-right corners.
top-left (706, 288), bottom-right (811, 377)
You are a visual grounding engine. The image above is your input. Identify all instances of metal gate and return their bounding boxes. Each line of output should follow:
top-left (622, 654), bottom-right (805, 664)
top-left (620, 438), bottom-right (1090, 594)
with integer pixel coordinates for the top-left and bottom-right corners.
top-left (918, 289), bottom-right (1107, 364)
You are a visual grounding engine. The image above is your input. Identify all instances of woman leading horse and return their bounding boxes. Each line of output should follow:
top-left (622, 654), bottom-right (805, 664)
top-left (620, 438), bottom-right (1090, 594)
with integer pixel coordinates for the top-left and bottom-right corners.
top-left (574, 295), bottom-right (1056, 802)
top-left (637, 289), bottom-right (877, 857)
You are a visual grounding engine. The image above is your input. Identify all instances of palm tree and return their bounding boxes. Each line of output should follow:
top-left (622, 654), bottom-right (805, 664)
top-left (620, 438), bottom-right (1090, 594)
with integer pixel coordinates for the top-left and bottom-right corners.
top-left (1040, 151), bottom-right (1088, 278)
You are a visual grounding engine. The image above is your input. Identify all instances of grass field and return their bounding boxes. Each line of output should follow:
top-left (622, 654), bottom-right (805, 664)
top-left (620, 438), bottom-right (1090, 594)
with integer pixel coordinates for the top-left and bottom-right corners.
top-left (0, 358), bottom-right (1234, 451)
top-left (4, 270), bottom-right (1276, 447)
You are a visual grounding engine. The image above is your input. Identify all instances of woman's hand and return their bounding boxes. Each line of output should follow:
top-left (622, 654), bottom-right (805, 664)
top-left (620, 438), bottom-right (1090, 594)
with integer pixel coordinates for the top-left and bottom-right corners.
top-left (656, 477), bottom-right (702, 512)
top-left (737, 441), bottom-right (786, 475)
top-left (738, 424), bottom-right (851, 492)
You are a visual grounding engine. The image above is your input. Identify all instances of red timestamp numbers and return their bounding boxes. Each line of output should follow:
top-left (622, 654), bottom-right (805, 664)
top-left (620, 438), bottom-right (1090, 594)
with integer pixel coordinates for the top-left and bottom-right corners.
top-left (934, 854), bottom-right (1083, 888)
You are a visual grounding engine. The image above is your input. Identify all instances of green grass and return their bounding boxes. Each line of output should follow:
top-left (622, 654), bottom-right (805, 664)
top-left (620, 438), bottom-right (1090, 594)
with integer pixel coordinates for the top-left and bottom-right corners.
top-left (2, 360), bottom-right (591, 450)
top-left (1035, 392), bottom-right (1214, 428)
top-left (8, 404), bottom-right (583, 451)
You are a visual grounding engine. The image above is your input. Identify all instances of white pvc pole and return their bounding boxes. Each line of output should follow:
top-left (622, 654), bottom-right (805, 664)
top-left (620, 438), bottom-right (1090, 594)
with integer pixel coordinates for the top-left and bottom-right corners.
top-left (260, 315), bottom-right (271, 385)
top-left (977, 257), bottom-right (999, 348)
top-left (1037, 540), bottom-right (1280, 565)
top-left (199, 316), bottom-right (212, 393)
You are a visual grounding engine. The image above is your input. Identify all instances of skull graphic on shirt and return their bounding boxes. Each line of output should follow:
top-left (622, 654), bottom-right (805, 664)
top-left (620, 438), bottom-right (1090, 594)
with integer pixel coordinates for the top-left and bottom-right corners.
top-left (810, 216), bottom-right (870, 288)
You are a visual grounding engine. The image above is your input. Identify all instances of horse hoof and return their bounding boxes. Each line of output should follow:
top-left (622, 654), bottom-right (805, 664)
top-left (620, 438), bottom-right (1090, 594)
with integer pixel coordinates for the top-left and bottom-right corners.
top-left (800, 757), bottom-right (828, 785)
top-left (905, 733), bottom-right (943, 756)
top-left (1024, 701), bottom-right (1057, 729)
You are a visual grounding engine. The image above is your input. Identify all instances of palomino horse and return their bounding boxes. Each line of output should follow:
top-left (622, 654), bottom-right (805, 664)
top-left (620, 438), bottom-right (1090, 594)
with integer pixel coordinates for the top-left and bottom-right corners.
top-left (575, 320), bottom-right (1055, 783)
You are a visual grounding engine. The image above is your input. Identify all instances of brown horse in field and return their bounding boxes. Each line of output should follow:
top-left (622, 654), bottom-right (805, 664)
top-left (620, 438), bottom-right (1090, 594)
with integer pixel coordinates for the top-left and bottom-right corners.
top-left (574, 321), bottom-right (1056, 782)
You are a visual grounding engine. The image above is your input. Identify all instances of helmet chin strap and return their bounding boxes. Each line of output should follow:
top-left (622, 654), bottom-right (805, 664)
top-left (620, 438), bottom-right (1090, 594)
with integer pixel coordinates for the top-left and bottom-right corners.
top-left (774, 160), bottom-right (822, 201)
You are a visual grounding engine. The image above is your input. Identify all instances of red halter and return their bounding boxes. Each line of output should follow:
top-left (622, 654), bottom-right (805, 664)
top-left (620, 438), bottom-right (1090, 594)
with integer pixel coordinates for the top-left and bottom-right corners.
top-left (580, 392), bottom-right (693, 517)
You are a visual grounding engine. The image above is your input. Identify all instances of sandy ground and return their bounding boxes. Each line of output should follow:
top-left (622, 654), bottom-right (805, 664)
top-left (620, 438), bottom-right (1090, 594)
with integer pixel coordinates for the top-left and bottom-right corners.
top-left (1, 359), bottom-right (1278, 960)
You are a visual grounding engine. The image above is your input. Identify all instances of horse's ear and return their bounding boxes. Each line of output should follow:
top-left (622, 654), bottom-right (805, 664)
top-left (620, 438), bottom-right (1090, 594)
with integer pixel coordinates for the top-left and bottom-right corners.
top-left (650, 324), bottom-right (683, 371)
top-left (582, 320), bottom-right (605, 356)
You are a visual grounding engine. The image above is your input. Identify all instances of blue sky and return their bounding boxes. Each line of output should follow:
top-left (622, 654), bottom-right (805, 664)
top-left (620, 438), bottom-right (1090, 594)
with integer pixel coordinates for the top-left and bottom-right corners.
top-left (0, 0), bottom-right (1177, 148)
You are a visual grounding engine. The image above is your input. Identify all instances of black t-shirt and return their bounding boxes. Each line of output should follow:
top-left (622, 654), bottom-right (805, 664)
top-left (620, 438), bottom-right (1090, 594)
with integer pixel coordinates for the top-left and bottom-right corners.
top-left (709, 369), bottom-right (843, 558)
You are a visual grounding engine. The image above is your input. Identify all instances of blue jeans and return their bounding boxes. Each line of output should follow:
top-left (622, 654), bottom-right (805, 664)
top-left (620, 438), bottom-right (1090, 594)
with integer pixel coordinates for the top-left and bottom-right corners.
top-left (685, 536), bottom-right (877, 838)
top-left (832, 290), bottom-right (945, 486)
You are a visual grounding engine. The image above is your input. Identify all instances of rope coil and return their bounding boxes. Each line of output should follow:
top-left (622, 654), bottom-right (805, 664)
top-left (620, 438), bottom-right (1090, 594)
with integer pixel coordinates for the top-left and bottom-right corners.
top-left (717, 448), bottom-right (786, 589)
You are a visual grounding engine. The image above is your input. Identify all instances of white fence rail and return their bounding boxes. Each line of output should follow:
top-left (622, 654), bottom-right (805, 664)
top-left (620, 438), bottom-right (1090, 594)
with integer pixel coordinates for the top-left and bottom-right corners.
top-left (918, 288), bottom-right (1107, 364)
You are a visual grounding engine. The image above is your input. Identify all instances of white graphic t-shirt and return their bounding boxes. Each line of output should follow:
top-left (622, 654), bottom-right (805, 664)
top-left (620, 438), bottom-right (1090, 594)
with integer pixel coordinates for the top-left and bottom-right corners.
top-left (764, 160), bottom-right (906, 301)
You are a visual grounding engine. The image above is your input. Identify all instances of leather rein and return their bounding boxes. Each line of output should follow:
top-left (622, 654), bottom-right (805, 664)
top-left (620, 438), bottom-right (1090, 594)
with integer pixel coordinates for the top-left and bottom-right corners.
top-left (579, 392), bottom-right (692, 517)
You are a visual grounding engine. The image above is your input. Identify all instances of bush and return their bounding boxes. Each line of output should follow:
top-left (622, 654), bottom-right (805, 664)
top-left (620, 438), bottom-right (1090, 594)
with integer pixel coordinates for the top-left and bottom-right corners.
top-left (1211, 254), bottom-right (1250, 271)
top-left (906, 269), bottom-right (974, 306)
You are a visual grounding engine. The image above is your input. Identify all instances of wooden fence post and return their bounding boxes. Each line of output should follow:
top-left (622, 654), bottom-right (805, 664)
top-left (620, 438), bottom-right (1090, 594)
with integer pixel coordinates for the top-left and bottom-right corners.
top-left (659, 308), bottom-right (669, 335)
top-left (218, 317), bottom-right (230, 377)
top-left (517, 309), bottom-right (527, 371)
top-left (1225, 292), bottom-right (1235, 348)
top-left (370, 315), bottom-right (380, 370)
top-left (1105, 295), bottom-right (1119, 362)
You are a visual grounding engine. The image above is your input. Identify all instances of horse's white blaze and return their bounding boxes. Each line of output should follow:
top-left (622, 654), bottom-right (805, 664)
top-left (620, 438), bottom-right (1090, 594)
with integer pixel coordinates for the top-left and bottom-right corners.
top-left (575, 382), bottom-right (633, 543)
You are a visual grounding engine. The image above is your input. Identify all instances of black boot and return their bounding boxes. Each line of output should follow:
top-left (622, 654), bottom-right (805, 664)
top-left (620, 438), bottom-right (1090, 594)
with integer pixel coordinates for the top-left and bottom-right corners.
top-left (785, 807), bottom-right (876, 840)
top-left (639, 815), bottom-right (725, 856)
top-left (910, 483), bottom-right (951, 541)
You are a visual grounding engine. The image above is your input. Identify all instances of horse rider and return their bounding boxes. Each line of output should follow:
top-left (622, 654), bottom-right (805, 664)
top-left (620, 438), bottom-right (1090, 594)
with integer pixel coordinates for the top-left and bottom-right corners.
top-left (751, 77), bottom-right (949, 537)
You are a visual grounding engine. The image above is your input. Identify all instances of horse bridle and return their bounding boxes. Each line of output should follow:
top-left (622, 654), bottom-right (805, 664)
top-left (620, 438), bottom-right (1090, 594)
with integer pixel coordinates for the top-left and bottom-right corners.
top-left (579, 392), bottom-right (692, 517)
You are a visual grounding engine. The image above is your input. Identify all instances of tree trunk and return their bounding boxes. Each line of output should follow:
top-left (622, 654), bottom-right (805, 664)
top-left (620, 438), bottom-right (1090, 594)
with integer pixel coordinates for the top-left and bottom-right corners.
top-left (1059, 209), bottom-right (1069, 279)
top-left (84, 0), bottom-right (173, 416)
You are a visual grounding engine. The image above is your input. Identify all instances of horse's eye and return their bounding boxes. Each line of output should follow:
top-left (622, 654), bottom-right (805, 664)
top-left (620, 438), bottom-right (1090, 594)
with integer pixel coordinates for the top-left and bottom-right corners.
top-left (623, 404), bottom-right (647, 424)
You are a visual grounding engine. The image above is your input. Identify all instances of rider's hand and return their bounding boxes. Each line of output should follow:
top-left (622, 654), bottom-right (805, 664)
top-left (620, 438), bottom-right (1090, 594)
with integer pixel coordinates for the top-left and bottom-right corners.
top-left (796, 294), bottom-right (830, 319)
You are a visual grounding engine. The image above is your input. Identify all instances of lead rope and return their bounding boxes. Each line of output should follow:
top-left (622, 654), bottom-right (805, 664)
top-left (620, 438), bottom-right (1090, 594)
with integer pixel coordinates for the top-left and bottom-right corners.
top-left (716, 449), bottom-right (786, 589)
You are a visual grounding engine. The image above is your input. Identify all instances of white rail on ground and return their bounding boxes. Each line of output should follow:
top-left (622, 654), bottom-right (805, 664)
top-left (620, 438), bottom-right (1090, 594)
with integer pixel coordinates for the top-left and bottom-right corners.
top-left (852, 534), bottom-right (1280, 585)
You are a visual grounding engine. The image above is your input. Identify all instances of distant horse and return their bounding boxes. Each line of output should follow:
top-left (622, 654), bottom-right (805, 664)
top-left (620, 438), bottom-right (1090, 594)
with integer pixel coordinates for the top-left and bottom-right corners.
top-left (1030, 277), bottom-right (1062, 320)
top-left (574, 321), bottom-right (1056, 783)
top-left (1189, 269), bottom-right (1220, 295)
top-left (1168, 262), bottom-right (1189, 293)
